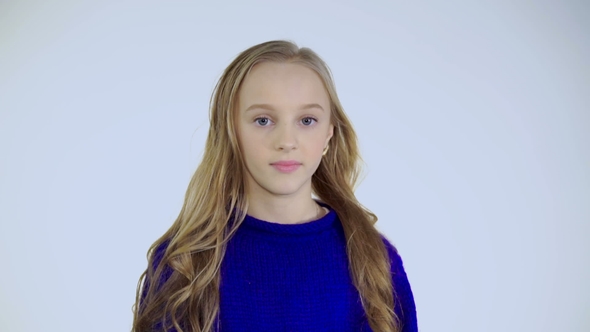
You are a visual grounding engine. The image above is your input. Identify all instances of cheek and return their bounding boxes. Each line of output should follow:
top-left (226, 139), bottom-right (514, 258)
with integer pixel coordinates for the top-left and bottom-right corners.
top-left (310, 133), bottom-right (328, 151)
top-left (240, 134), bottom-right (266, 165)
top-left (312, 142), bottom-right (324, 154)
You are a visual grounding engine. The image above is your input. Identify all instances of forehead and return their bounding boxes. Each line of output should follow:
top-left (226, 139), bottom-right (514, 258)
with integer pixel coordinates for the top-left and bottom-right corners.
top-left (237, 62), bottom-right (330, 111)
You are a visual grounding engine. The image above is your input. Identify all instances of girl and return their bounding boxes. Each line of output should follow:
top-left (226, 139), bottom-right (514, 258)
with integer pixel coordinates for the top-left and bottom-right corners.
top-left (131, 40), bottom-right (418, 332)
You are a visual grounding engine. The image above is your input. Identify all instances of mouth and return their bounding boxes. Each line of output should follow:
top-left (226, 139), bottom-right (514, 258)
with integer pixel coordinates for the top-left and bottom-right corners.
top-left (271, 161), bottom-right (302, 166)
top-left (270, 161), bottom-right (302, 173)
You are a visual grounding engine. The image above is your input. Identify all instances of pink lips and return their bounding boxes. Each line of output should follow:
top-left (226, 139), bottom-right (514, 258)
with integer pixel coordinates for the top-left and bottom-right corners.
top-left (271, 160), bottom-right (301, 173)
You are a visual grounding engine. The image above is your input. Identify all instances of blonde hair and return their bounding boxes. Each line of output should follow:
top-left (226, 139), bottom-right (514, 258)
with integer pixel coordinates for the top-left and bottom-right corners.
top-left (131, 40), bottom-right (401, 332)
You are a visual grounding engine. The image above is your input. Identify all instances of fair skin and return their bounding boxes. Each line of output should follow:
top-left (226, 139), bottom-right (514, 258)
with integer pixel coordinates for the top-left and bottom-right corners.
top-left (235, 61), bottom-right (334, 225)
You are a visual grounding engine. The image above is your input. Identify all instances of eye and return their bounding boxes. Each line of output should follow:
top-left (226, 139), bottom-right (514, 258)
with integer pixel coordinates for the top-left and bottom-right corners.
top-left (302, 117), bottom-right (318, 126)
top-left (254, 117), bottom-right (272, 126)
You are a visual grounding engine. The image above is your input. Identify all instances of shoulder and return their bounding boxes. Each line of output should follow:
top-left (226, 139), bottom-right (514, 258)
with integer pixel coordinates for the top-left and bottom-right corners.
top-left (379, 234), bottom-right (419, 331)
top-left (379, 234), bottom-right (410, 290)
top-left (151, 239), bottom-right (171, 270)
top-left (146, 239), bottom-right (174, 290)
top-left (140, 239), bottom-right (174, 306)
top-left (379, 234), bottom-right (402, 271)
top-left (155, 239), bottom-right (170, 259)
top-left (379, 234), bottom-right (411, 289)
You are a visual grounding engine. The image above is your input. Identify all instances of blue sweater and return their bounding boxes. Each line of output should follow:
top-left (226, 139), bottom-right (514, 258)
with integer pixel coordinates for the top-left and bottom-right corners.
top-left (145, 202), bottom-right (418, 331)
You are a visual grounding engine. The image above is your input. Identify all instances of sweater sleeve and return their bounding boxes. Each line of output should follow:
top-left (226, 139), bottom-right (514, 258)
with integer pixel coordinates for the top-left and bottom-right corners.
top-left (381, 235), bottom-right (419, 332)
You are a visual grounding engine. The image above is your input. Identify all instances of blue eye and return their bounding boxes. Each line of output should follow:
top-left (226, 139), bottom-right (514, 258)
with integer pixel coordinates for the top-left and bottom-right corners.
top-left (302, 117), bottom-right (317, 126)
top-left (254, 116), bottom-right (317, 127)
top-left (255, 117), bottom-right (271, 126)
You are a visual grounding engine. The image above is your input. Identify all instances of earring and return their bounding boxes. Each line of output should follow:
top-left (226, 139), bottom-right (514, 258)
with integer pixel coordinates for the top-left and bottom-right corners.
top-left (322, 145), bottom-right (329, 156)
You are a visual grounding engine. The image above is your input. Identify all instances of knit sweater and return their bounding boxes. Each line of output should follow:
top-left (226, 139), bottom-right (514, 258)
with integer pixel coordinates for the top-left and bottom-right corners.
top-left (143, 202), bottom-right (418, 331)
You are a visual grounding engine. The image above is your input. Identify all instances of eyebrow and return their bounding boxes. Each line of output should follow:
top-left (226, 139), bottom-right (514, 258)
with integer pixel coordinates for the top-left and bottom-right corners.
top-left (244, 103), bottom-right (325, 113)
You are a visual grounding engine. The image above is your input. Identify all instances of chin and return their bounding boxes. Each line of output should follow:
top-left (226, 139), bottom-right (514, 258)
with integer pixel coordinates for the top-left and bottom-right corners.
top-left (263, 181), bottom-right (306, 196)
top-left (267, 186), bottom-right (303, 196)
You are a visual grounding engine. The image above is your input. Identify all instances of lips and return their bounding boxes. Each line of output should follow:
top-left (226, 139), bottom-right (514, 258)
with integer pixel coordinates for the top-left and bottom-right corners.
top-left (270, 160), bottom-right (301, 173)
top-left (271, 160), bottom-right (302, 166)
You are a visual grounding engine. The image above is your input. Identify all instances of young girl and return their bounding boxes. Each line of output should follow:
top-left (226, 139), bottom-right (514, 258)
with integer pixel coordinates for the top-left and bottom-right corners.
top-left (132, 40), bottom-right (418, 332)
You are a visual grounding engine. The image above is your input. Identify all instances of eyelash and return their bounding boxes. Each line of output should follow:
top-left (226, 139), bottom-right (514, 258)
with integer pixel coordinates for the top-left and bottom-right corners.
top-left (254, 116), bottom-right (318, 127)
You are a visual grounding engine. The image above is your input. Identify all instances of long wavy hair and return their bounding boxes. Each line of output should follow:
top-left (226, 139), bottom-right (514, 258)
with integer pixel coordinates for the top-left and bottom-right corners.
top-left (131, 40), bottom-right (400, 332)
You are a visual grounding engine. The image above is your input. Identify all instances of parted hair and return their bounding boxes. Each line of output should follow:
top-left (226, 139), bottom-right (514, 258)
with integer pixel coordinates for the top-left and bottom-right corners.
top-left (131, 39), bottom-right (401, 332)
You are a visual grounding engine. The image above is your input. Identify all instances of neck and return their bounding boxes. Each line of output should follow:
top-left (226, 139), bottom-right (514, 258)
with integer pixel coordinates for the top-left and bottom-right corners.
top-left (246, 193), bottom-right (327, 225)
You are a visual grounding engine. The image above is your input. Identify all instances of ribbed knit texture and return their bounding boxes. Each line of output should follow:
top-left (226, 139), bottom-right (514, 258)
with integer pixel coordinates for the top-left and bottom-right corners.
top-left (145, 202), bottom-right (418, 331)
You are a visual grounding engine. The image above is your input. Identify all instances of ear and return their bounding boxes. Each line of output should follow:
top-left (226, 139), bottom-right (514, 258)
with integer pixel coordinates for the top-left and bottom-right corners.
top-left (325, 124), bottom-right (334, 147)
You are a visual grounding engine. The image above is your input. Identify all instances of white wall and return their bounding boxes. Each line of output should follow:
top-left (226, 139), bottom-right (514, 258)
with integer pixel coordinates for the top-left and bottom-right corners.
top-left (1, 1), bottom-right (588, 331)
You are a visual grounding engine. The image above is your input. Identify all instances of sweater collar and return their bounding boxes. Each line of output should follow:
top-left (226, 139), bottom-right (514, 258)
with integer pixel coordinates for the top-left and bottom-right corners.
top-left (240, 200), bottom-right (337, 236)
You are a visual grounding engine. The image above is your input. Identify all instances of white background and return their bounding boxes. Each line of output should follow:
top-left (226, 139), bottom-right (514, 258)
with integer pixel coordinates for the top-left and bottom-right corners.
top-left (1, 1), bottom-right (588, 331)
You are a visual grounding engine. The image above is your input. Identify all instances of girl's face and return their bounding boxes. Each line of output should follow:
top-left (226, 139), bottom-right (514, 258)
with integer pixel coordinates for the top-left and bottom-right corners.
top-left (236, 62), bottom-right (334, 200)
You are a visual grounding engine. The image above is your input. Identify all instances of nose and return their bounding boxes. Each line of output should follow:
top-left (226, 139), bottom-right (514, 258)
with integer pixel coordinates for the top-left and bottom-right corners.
top-left (274, 123), bottom-right (297, 151)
